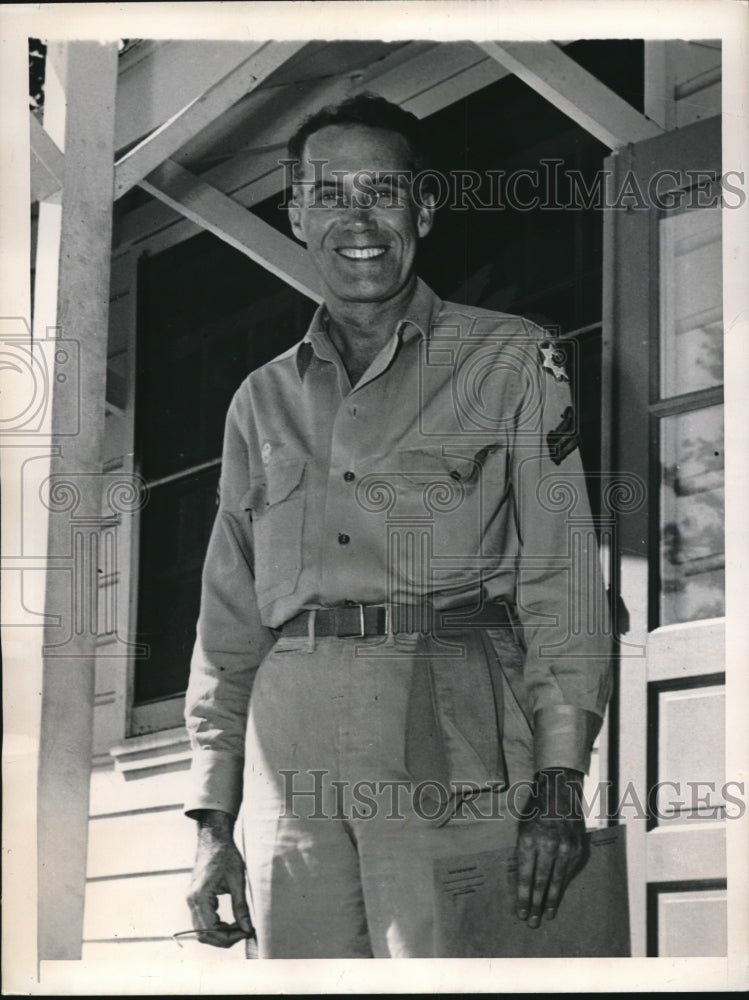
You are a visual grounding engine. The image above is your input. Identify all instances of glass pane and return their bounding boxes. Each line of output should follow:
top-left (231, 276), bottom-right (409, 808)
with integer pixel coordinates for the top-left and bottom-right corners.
top-left (135, 465), bottom-right (220, 704)
top-left (135, 231), bottom-right (313, 481)
top-left (660, 404), bottom-right (724, 625)
top-left (659, 207), bottom-right (723, 398)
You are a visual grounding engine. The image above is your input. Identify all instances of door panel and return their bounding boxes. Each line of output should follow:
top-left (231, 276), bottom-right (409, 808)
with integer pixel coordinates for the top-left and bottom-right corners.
top-left (650, 884), bottom-right (728, 957)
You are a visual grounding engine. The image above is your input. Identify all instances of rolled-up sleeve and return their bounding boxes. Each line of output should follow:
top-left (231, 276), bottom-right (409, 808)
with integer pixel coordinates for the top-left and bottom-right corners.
top-left (509, 327), bottom-right (613, 775)
top-left (183, 389), bottom-right (276, 818)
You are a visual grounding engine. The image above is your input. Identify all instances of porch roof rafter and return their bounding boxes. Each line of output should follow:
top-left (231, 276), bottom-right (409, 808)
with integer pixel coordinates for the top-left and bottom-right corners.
top-left (113, 40), bottom-right (309, 200)
top-left (477, 40), bottom-right (663, 149)
top-left (29, 111), bottom-right (65, 202)
top-left (140, 159), bottom-right (322, 302)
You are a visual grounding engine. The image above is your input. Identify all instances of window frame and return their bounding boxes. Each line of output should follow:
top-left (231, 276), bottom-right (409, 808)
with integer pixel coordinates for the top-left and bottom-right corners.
top-left (646, 189), bottom-right (725, 631)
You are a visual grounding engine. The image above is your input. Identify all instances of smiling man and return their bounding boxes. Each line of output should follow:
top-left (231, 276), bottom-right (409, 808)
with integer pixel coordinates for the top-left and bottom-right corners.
top-left (288, 114), bottom-right (435, 385)
top-left (183, 94), bottom-right (612, 958)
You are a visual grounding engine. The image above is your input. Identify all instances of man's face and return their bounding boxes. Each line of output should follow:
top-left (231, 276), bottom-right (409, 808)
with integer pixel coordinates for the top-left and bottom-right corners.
top-left (288, 124), bottom-right (434, 308)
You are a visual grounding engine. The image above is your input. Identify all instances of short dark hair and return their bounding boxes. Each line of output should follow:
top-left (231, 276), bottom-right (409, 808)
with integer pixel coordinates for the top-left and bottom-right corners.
top-left (287, 93), bottom-right (428, 178)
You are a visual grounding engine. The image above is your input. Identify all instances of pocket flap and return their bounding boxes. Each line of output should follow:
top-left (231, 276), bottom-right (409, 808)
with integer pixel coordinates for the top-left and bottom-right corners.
top-left (393, 448), bottom-right (478, 485)
top-left (246, 459), bottom-right (306, 509)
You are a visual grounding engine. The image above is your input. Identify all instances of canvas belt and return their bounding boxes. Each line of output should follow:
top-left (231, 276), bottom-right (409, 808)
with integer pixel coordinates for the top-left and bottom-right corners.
top-left (279, 600), bottom-right (517, 639)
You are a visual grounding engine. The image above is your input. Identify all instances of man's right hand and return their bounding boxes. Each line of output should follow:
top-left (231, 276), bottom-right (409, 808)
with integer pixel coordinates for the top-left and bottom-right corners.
top-left (186, 809), bottom-right (254, 948)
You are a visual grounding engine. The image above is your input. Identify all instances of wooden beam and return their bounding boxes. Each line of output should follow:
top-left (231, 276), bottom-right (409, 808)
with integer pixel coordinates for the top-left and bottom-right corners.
top-left (477, 41), bottom-right (663, 149)
top-left (402, 58), bottom-right (509, 120)
top-left (114, 41), bottom-right (307, 199)
top-left (38, 39), bottom-right (119, 961)
top-left (172, 73), bottom-right (356, 180)
top-left (115, 146), bottom-right (283, 255)
top-left (361, 40), bottom-right (509, 117)
top-left (140, 160), bottom-right (322, 302)
top-left (114, 42), bottom-right (515, 256)
top-left (29, 112), bottom-right (64, 202)
top-left (115, 40), bottom-right (286, 152)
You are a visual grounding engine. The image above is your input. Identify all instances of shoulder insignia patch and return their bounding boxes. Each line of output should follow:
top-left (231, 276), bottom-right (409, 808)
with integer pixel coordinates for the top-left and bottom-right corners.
top-left (539, 341), bottom-right (569, 383)
top-left (547, 406), bottom-right (580, 465)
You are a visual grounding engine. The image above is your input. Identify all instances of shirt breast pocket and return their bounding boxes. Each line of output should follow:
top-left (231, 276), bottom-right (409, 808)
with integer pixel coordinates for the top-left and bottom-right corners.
top-left (387, 448), bottom-right (482, 521)
top-left (382, 446), bottom-right (506, 591)
top-left (242, 458), bottom-right (307, 608)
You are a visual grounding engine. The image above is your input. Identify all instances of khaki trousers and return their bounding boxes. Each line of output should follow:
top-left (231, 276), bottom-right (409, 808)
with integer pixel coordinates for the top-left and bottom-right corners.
top-left (241, 631), bottom-right (534, 958)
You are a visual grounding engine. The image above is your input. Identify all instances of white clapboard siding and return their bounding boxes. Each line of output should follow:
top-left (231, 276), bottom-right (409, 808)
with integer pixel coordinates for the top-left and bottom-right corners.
top-left (83, 871), bottom-right (194, 940)
top-left (84, 757), bottom-right (253, 959)
top-left (90, 759), bottom-right (192, 815)
top-left (84, 725), bottom-right (206, 952)
top-left (83, 869), bottom-right (246, 943)
top-left (87, 806), bottom-right (195, 878)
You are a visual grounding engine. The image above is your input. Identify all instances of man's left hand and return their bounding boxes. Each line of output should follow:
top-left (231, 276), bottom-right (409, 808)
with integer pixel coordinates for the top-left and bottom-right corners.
top-left (515, 767), bottom-right (588, 928)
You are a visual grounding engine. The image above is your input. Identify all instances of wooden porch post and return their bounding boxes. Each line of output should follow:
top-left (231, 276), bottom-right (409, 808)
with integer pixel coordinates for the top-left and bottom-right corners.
top-left (37, 39), bottom-right (119, 961)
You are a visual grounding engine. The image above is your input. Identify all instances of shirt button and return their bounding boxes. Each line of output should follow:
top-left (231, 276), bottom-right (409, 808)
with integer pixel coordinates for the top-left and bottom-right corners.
top-left (343, 471), bottom-right (355, 482)
top-left (338, 533), bottom-right (351, 545)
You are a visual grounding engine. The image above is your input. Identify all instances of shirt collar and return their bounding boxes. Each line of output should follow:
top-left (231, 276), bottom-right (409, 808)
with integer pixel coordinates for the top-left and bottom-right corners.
top-left (295, 278), bottom-right (442, 380)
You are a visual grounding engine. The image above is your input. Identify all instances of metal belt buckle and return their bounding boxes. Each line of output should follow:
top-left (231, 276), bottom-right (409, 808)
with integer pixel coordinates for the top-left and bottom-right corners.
top-left (340, 602), bottom-right (366, 638)
top-left (383, 603), bottom-right (392, 636)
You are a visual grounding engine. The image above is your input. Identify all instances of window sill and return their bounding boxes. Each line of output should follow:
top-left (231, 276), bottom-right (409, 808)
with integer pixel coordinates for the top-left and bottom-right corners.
top-left (130, 693), bottom-right (186, 737)
top-left (109, 726), bottom-right (191, 780)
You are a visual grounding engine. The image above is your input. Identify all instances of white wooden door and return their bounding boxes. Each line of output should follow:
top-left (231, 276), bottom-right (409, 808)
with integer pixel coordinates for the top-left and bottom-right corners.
top-left (605, 116), bottom-right (727, 957)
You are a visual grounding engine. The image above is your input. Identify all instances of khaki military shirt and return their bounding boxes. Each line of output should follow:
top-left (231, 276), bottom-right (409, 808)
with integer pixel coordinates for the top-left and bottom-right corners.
top-left (184, 279), bottom-right (612, 816)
